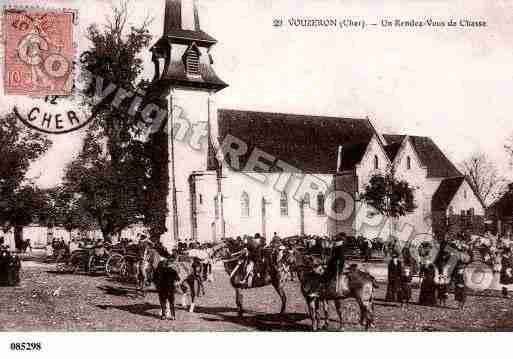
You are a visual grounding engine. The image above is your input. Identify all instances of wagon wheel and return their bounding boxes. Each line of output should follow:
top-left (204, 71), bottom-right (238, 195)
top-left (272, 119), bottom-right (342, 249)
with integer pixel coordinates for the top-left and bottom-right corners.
top-left (106, 253), bottom-right (126, 278)
top-left (88, 255), bottom-right (98, 274)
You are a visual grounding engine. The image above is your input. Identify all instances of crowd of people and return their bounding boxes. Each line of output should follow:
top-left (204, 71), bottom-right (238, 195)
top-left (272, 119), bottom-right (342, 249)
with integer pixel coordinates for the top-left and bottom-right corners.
top-left (385, 249), bottom-right (468, 309)
top-left (384, 231), bottom-right (513, 308)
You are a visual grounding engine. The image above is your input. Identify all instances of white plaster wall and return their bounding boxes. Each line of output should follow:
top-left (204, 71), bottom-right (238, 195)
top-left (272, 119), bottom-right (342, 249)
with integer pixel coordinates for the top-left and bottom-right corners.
top-left (1, 228), bottom-right (15, 250)
top-left (448, 180), bottom-right (485, 216)
top-left (355, 136), bottom-right (390, 192)
top-left (393, 139), bottom-right (431, 237)
top-left (216, 170), bottom-right (332, 240)
top-left (164, 89), bottom-right (212, 246)
top-left (354, 136), bottom-right (392, 239)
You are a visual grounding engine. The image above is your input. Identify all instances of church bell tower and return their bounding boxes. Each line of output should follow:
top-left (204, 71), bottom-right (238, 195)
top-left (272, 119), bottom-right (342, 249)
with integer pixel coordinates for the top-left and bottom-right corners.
top-left (151, 0), bottom-right (228, 248)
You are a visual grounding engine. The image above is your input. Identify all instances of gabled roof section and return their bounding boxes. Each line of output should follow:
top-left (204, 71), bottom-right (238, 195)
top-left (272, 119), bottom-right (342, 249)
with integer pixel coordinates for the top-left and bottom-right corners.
top-left (432, 177), bottom-right (465, 211)
top-left (384, 141), bottom-right (402, 161)
top-left (208, 109), bottom-right (376, 173)
top-left (383, 134), bottom-right (461, 178)
top-left (340, 142), bottom-right (369, 171)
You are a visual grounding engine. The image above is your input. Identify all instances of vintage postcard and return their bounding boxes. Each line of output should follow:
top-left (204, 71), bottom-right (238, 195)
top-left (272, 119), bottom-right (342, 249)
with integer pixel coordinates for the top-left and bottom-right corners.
top-left (0, 0), bottom-right (512, 356)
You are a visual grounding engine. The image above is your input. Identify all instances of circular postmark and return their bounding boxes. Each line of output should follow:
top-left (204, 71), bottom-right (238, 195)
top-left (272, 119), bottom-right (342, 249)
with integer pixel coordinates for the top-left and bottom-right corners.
top-left (13, 95), bottom-right (91, 134)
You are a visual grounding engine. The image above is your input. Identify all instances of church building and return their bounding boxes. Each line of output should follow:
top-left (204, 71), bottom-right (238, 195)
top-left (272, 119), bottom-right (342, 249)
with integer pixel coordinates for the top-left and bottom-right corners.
top-left (150, 0), bottom-right (485, 249)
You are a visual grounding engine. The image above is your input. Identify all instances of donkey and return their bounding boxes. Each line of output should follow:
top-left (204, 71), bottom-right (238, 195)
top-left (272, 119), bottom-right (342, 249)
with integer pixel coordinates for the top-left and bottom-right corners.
top-left (297, 256), bottom-right (377, 331)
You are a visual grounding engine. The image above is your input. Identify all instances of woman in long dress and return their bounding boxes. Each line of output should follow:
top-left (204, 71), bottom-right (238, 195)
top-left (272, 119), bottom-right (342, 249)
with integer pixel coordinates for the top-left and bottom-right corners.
top-left (418, 259), bottom-right (438, 306)
top-left (386, 252), bottom-right (402, 302)
top-left (500, 247), bottom-right (513, 297)
top-left (453, 262), bottom-right (466, 309)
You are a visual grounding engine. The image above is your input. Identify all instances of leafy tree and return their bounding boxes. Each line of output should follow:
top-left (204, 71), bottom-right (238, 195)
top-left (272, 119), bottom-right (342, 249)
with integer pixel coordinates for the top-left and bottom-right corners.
top-left (71, 3), bottom-right (169, 241)
top-left (64, 129), bottom-right (148, 240)
top-left (0, 113), bottom-right (51, 249)
top-left (44, 186), bottom-right (97, 241)
top-left (361, 173), bottom-right (416, 219)
top-left (361, 172), bottom-right (416, 249)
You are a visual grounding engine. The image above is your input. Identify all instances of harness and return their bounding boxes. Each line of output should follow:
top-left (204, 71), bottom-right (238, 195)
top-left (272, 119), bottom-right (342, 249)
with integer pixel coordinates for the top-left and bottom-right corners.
top-left (222, 249), bottom-right (248, 279)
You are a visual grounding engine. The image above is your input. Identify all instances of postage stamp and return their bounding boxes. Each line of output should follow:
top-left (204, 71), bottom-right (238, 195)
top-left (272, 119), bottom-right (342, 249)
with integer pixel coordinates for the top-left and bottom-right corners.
top-left (3, 7), bottom-right (77, 96)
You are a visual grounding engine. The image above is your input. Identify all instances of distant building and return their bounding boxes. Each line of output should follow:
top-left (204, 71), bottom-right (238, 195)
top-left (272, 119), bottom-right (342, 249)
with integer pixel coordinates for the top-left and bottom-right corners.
top-left (1, 223), bottom-right (145, 251)
top-left (487, 183), bottom-right (513, 236)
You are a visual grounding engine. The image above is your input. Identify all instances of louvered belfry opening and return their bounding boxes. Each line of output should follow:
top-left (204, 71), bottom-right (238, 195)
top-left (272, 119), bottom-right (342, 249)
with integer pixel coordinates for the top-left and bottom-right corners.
top-left (185, 47), bottom-right (200, 75)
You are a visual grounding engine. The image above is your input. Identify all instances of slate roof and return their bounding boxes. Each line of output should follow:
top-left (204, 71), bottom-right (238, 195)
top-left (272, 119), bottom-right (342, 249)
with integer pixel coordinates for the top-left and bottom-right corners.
top-left (431, 177), bottom-right (465, 211)
top-left (208, 109), bottom-right (376, 173)
top-left (383, 134), bottom-right (462, 178)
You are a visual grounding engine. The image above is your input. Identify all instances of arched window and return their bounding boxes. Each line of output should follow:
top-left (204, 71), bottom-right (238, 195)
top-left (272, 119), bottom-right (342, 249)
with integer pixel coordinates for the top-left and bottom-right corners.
top-left (374, 155), bottom-right (379, 170)
top-left (214, 195), bottom-right (219, 219)
top-left (317, 192), bottom-right (325, 216)
top-left (406, 156), bottom-right (411, 170)
top-left (303, 193), bottom-right (310, 208)
top-left (463, 189), bottom-right (467, 199)
top-left (241, 191), bottom-right (250, 217)
top-left (280, 192), bottom-right (288, 216)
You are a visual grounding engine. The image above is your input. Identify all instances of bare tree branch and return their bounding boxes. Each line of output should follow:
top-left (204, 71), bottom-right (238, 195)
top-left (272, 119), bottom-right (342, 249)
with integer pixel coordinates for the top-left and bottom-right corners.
top-left (458, 152), bottom-right (506, 206)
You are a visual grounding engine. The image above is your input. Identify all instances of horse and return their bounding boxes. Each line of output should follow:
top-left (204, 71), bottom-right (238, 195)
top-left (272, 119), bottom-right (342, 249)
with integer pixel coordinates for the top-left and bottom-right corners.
top-left (214, 241), bottom-right (287, 318)
top-left (187, 247), bottom-right (215, 290)
top-left (134, 241), bottom-right (161, 294)
top-left (278, 247), bottom-right (297, 281)
top-left (135, 242), bottom-right (202, 314)
top-left (296, 255), bottom-right (377, 331)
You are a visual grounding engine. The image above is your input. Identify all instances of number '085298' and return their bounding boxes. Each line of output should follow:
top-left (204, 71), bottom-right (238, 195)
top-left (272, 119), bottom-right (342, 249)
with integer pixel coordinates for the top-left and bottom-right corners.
top-left (10, 342), bottom-right (42, 351)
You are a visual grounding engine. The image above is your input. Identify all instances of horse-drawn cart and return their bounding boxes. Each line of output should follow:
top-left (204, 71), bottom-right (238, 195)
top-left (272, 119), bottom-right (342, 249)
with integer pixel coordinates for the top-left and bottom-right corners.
top-left (105, 243), bottom-right (141, 281)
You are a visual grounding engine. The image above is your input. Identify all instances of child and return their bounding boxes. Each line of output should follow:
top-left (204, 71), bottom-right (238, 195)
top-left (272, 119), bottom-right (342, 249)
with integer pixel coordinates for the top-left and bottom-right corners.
top-left (453, 262), bottom-right (466, 309)
top-left (398, 261), bottom-right (412, 307)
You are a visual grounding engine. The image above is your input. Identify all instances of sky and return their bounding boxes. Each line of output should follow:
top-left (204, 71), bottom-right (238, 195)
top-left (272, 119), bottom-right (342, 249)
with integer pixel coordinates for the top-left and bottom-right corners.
top-left (2, 0), bottom-right (513, 188)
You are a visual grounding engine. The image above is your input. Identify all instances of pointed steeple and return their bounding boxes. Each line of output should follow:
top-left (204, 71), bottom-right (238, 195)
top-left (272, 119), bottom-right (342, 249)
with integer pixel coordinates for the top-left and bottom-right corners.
top-left (163, 0), bottom-right (216, 46)
top-left (150, 0), bottom-right (228, 92)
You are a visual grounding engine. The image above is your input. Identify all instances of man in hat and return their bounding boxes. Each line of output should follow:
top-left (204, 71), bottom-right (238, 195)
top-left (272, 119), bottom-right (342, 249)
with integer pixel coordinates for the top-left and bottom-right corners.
top-left (321, 232), bottom-right (346, 283)
top-left (270, 232), bottom-right (281, 248)
top-left (243, 233), bottom-right (265, 287)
